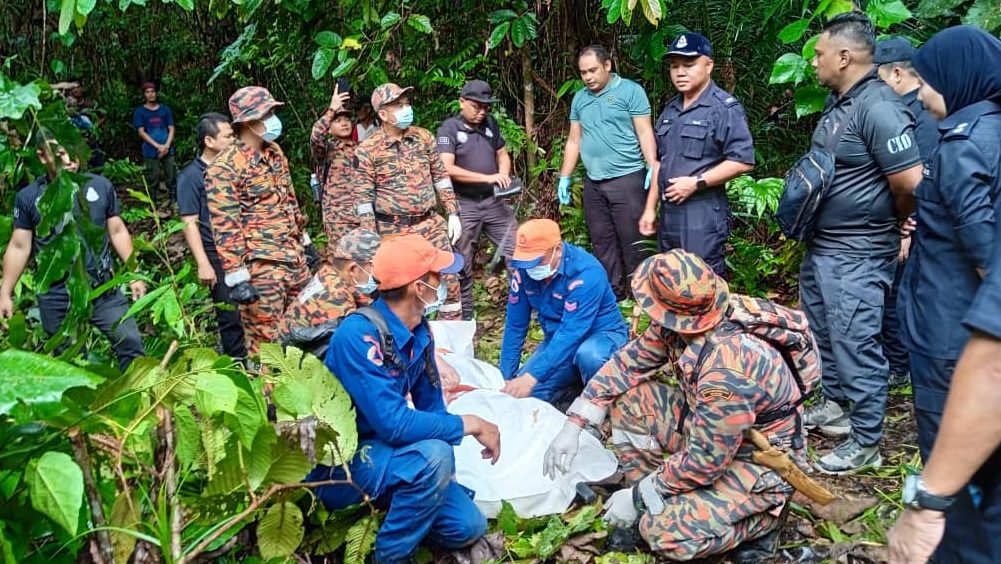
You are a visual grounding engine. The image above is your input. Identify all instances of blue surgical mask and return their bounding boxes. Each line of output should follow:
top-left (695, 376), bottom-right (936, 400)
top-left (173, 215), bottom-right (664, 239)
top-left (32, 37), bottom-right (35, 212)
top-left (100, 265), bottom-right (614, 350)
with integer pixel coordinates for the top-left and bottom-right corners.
top-left (419, 280), bottom-right (447, 315)
top-left (356, 268), bottom-right (377, 295)
top-left (526, 252), bottom-right (557, 281)
top-left (261, 114), bottom-right (283, 141)
top-left (393, 106), bottom-right (414, 129)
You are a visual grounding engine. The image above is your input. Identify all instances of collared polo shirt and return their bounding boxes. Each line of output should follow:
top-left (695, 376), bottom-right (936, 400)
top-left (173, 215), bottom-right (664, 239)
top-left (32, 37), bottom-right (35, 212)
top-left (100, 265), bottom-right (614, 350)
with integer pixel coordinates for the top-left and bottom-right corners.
top-left (569, 74), bottom-right (651, 181)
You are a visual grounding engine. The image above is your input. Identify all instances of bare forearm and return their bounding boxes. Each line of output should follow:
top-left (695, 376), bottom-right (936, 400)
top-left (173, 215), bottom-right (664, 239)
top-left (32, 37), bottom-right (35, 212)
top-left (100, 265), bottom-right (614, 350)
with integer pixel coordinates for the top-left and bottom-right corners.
top-left (138, 129), bottom-right (158, 146)
top-left (1, 247), bottom-right (30, 296)
top-left (181, 220), bottom-right (212, 269)
top-left (560, 140), bottom-right (580, 177)
top-left (498, 151), bottom-right (512, 177)
top-left (923, 333), bottom-right (1001, 496)
top-left (444, 163), bottom-right (494, 184)
top-left (703, 161), bottom-right (753, 187)
top-left (109, 228), bottom-right (135, 264)
top-left (644, 176), bottom-right (661, 212)
top-left (166, 126), bottom-right (175, 147)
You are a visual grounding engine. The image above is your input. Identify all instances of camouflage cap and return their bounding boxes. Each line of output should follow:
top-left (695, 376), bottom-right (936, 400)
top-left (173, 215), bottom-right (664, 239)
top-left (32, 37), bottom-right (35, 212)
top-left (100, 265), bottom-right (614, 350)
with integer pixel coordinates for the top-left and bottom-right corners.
top-left (371, 83), bottom-right (414, 111)
top-left (228, 86), bottom-right (284, 124)
top-left (330, 228), bottom-right (381, 262)
top-left (631, 250), bottom-right (729, 335)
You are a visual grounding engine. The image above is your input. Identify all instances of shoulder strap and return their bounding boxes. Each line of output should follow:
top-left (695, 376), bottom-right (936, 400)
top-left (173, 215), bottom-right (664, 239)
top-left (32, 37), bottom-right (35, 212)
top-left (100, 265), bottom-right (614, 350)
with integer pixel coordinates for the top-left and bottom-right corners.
top-left (825, 99), bottom-right (864, 153)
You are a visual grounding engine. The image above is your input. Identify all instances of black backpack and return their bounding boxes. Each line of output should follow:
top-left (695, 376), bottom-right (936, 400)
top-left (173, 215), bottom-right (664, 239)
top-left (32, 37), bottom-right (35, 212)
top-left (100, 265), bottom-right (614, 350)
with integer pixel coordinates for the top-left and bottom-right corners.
top-left (776, 102), bottom-right (862, 241)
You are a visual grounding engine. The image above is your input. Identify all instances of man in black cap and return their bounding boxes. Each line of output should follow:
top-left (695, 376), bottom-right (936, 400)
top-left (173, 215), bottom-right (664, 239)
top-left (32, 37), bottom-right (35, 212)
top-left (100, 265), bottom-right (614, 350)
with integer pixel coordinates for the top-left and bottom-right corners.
top-left (639, 32), bottom-right (755, 277)
top-left (436, 79), bottom-right (516, 320)
top-left (874, 36), bottom-right (938, 391)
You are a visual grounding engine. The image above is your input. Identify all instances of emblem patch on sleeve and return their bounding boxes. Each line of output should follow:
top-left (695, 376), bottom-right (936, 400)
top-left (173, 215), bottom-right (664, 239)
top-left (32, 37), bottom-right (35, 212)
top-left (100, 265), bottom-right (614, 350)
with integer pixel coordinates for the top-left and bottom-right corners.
top-left (363, 335), bottom-right (384, 366)
top-left (700, 388), bottom-right (733, 401)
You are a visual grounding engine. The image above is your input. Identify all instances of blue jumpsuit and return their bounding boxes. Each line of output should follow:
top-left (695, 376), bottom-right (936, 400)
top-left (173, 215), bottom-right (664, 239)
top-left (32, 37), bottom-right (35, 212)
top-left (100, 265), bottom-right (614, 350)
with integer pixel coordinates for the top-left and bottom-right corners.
top-left (899, 100), bottom-right (1001, 563)
top-left (308, 299), bottom-right (486, 564)
top-left (500, 242), bottom-right (628, 405)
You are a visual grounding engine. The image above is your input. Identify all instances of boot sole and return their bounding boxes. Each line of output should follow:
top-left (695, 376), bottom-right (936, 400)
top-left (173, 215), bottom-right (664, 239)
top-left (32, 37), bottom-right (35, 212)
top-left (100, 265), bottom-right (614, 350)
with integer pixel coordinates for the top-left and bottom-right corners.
top-left (815, 454), bottom-right (883, 476)
top-left (817, 424), bottom-right (851, 437)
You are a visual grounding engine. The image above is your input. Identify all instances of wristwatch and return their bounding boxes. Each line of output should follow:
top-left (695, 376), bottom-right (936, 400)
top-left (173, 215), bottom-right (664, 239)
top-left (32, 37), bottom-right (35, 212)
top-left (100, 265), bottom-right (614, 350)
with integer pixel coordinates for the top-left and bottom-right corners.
top-left (696, 174), bottom-right (708, 190)
top-left (902, 475), bottom-right (955, 512)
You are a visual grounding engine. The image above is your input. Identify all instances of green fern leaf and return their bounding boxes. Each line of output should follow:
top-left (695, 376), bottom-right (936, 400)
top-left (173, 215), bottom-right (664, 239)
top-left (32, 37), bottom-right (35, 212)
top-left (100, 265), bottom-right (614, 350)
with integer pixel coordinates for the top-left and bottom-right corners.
top-left (344, 513), bottom-right (381, 564)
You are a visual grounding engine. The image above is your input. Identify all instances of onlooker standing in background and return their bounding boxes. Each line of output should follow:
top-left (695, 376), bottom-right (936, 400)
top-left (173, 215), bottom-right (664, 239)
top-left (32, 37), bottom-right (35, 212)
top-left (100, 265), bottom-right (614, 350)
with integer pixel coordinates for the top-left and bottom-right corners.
top-left (557, 45), bottom-right (658, 301)
top-left (437, 79), bottom-right (517, 320)
top-left (354, 99), bottom-right (378, 142)
top-left (133, 81), bottom-right (177, 206)
top-left (310, 84), bottom-right (360, 244)
top-left (177, 112), bottom-right (248, 364)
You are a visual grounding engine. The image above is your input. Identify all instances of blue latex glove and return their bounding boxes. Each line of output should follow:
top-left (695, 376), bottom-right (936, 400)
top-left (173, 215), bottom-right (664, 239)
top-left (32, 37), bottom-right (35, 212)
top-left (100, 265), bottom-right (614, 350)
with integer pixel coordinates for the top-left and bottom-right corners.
top-left (557, 176), bottom-right (572, 205)
top-left (644, 167), bottom-right (654, 191)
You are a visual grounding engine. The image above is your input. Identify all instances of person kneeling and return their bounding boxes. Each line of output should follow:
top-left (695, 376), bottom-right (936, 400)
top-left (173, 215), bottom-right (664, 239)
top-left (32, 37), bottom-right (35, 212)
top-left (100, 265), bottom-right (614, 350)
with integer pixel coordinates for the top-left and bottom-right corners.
top-left (545, 251), bottom-right (818, 561)
top-left (499, 219), bottom-right (629, 406)
top-left (307, 234), bottom-right (500, 564)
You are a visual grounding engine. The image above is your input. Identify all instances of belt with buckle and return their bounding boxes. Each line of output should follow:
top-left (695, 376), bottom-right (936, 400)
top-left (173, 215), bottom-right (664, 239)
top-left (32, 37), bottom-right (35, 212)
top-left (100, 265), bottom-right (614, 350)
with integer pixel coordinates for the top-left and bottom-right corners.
top-left (375, 210), bottom-right (434, 226)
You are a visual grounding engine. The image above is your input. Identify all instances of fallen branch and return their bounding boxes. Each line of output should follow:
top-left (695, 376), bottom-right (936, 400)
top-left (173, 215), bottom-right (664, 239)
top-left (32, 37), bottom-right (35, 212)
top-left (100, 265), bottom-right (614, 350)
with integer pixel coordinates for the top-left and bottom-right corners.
top-left (69, 428), bottom-right (114, 564)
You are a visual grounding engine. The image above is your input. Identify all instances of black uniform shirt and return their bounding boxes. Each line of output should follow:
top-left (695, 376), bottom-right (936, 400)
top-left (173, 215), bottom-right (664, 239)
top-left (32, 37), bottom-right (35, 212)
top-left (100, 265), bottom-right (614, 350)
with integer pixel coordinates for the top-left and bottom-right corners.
top-left (177, 157), bottom-right (220, 264)
top-left (436, 113), bottom-right (506, 198)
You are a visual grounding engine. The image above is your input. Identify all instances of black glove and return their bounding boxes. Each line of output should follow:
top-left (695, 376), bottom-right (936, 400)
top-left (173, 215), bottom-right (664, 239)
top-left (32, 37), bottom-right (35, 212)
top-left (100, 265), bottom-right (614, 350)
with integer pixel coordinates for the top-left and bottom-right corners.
top-left (229, 281), bottom-right (260, 304)
top-left (305, 243), bottom-right (321, 270)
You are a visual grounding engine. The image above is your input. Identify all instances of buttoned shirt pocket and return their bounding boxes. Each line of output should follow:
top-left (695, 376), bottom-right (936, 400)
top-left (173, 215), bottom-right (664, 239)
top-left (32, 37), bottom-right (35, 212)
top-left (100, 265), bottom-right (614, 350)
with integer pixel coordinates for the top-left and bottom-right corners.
top-left (243, 174), bottom-right (272, 206)
top-left (681, 122), bottom-right (709, 159)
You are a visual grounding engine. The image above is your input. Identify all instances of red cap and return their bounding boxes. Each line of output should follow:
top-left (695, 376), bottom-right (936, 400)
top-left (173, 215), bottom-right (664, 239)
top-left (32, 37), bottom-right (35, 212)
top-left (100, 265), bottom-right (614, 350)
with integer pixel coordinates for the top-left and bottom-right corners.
top-left (373, 234), bottom-right (463, 290)
top-left (511, 219), bottom-right (562, 268)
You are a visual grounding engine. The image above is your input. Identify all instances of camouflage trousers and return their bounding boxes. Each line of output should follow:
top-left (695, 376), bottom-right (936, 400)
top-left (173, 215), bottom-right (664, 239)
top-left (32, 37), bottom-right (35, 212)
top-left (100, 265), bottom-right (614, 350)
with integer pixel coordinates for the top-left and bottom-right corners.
top-left (610, 381), bottom-right (793, 561)
top-left (376, 214), bottom-right (462, 320)
top-left (241, 259), bottom-right (310, 356)
top-left (324, 220), bottom-right (360, 248)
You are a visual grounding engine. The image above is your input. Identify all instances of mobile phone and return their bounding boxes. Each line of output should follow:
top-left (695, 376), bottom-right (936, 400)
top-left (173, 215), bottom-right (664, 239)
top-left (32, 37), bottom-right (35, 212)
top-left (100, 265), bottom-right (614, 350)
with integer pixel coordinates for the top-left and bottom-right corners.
top-left (336, 78), bottom-right (352, 99)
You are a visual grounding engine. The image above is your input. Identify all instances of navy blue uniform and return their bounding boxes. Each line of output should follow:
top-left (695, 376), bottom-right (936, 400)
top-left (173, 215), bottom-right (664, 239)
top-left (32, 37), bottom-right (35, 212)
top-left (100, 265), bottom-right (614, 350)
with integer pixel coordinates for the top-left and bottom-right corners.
top-left (500, 242), bottom-right (628, 404)
top-left (308, 299), bottom-right (485, 563)
top-left (177, 158), bottom-right (247, 360)
top-left (13, 173), bottom-right (144, 371)
top-left (898, 100), bottom-right (1001, 564)
top-left (654, 81), bottom-right (755, 276)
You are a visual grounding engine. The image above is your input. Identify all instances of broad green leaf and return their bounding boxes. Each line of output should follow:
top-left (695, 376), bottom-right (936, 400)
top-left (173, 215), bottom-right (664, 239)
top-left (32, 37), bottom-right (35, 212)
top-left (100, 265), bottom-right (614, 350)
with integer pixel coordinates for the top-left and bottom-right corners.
top-left (6, 312), bottom-right (27, 349)
top-left (511, 18), bottom-right (528, 47)
top-left (75, 0), bottom-right (96, 16)
top-left (176, 0), bottom-right (193, 9)
top-left (866, 0), bottom-right (912, 28)
top-left (0, 75), bottom-right (42, 120)
top-left (778, 19), bottom-right (810, 44)
top-left (33, 228), bottom-right (79, 294)
top-left (802, 34), bottom-right (820, 60)
top-left (35, 173), bottom-right (77, 238)
top-left (27, 452), bottom-right (83, 535)
top-left (272, 378), bottom-right (312, 416)
top-left (59, 0), bottom-right (76, 35)
top-left (344, 513), bottom-right (379, 564)
top-left (824, 0), bottom-right (855, 17)
top-left (263, 438), bottom-right (311, 485)
top-left (108, 493), bottom-right (140, 564)
top-left (606, 0), bottom-right (622, 23)
top-left (173, 404), bottom-right (202, 471)
top-left (488, 22), bottom-right (510, 50)
top-left (496, 500), bottom-right (518, 535)
top-left (769, 53), bottom-right (809, 85)
top-left (962, 0), bottom-right (1001, 31)
top-left (0, 349), bottom-right (103, 415)
top-left (488, 9), bottom-right (518, 23)
top-left (640, 0), bottom-right (662, 25)
top-left (50, 59), bottom-right (66, 76)
top-left (154, 289), bottom-right (184, 338)
top-left (407, 14), bottom-right (433, 34)
top-left (916, 0), bottom-right (965, 18)
top-left (330, 58), bottom-right (357, 78)
top-left (195, 372), bottom-right (238, 415)
top-left (227, 388), bottom-right (264, 450)
top-left (314, 393), bottom-right (357, 466)
top-left (380, 12), bottom-right (401, 28)
top-left (121, 284), bottom-right (170, 324)
top-left (314, 31), bottom-right (341, 47)
top-left (628, 0), bottom-right (639, 10)
top-left (257, 502), bottom-right (304, 560)
top-left (312, 47), bottom-right (335, 81)
top-left (794, 85), bottom-right (829, 118)
top-left (246, 427), bottom-right (277, 489)
top-left (620, 0), bottom-right (633, 25)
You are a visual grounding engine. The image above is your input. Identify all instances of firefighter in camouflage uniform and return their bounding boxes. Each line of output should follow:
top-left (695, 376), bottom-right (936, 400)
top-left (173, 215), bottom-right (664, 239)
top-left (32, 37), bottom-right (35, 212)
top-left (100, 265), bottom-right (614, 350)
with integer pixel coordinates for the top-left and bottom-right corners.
top-left (353, 83), bottom-right (464, 318)
top-left (544, 250), bottom-right (815, 561)
top-left (311, 84), bottom-right (360, 244)
top-left (277, 227), bottom-right (379, 347)
top-left (205, 86), bottom-right (313, 355)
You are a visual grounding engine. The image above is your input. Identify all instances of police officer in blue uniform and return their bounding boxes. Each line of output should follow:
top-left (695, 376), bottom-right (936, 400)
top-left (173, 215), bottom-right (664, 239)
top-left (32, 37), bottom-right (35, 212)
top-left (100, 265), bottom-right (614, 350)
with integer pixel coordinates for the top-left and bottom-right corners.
top-left (639, 32), bottom-right (755, 277)
top-left (893, 25), bottom-right (1001, 564)
top-left (307, 234), bottom-right (500, 564)
top-left (0, 133), bottom-right (146, 372)
top-left (499, 219), bottom-right (628, 405)
top-left (874, 36), bottom-right (939, 388)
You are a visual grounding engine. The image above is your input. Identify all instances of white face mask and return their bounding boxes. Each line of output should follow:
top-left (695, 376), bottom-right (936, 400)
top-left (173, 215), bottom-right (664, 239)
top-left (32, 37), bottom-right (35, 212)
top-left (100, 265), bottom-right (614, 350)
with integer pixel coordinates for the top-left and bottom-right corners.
top-left (418, 279), bottom-right (447, 315)
top-left (355, 267), bottom-right (377, 295)
top-left (260, 114), bottom-right (283, 141)
top-left (392, 105), bottom-right (414, 129)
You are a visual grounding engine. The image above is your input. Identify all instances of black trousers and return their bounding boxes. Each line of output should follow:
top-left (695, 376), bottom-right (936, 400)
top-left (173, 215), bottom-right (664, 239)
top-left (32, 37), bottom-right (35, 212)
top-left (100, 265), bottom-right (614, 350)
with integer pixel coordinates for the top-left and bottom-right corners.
top-left (38, 285), bottom-right (145, 372)
top-left (210, 258), bottom-right (248, 360)
top-left (582, 169), bottom-right (653, 301)
top-left (658, 188), bottom-right (730, 277)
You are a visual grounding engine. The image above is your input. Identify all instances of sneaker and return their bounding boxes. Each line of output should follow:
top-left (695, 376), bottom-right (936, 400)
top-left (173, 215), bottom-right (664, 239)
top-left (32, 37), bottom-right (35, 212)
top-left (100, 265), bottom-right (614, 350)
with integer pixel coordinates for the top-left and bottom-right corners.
top-left (816, 436), bottom-right (882, 475)
top-left (803, 398), bottom-right (851, 437)
top-left (889, 370), bottom-right (911, 388)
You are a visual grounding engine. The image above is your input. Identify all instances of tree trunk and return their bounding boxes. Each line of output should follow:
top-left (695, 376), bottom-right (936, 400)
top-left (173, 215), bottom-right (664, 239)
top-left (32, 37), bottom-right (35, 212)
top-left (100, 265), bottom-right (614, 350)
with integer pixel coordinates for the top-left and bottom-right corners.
top-left (521, 47), bottom-right (537, 188)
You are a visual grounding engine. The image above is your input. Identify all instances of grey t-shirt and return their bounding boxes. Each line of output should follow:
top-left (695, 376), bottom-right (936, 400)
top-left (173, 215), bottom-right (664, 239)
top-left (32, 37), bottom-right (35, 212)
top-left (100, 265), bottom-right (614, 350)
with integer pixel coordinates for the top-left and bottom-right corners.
top-left (810, 73), bottom-right (921, 257)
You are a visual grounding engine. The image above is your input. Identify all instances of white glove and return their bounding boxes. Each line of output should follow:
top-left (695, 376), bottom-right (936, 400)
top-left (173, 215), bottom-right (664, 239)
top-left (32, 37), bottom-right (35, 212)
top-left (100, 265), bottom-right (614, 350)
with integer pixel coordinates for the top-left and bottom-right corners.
top-left (447, 214), bottom-right (462, 245)
top-left (603, 488), bottom-right (640, 528)
top-left (543, 420), bottom-right (582, 480)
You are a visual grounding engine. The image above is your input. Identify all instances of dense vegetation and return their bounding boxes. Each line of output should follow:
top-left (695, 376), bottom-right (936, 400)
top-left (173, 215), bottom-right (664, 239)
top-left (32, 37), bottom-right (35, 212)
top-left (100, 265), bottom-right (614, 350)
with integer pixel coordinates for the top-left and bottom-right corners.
top-left (1, 0), bottom-right (998, 561)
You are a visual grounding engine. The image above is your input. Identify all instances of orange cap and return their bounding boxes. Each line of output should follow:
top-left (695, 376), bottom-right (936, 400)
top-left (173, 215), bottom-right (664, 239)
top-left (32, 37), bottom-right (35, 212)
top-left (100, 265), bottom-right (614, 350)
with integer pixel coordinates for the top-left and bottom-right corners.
top-left (373, 234), bottom-right (464, 290)
top-left (511, 219), bottom-right (562, 268)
